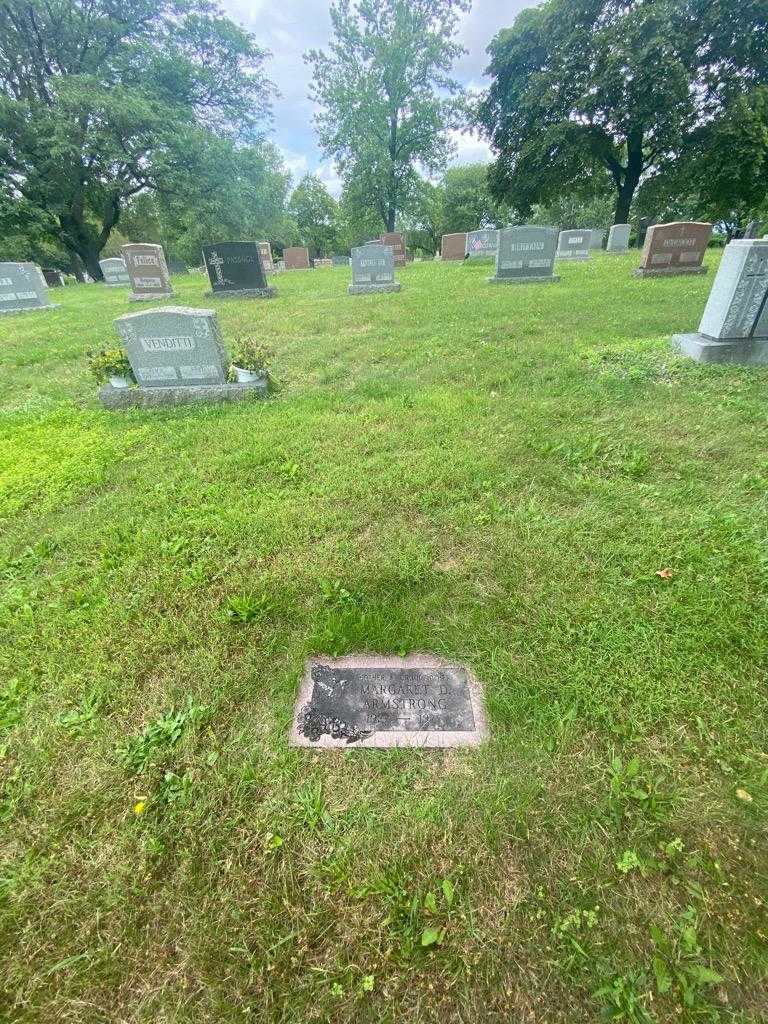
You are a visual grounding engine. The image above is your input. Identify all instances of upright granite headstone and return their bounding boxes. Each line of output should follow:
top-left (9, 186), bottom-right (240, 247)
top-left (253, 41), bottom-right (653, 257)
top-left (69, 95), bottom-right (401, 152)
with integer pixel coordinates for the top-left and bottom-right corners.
top-left (743, 221), bottom-right (761, 240)
top-left (637, 218), bottom-right (656, 248)
top-left (202, 242), bottom-right (276, 299)
top-left (441, 233), bottom-right (467, 261)
top-left (284, 247), bottom-right (311, 271)
top-left (100, 258), bottom-right (130, 287)
top-left (290, 655), bottom-right (488, 749)
top-left (380, 232), bottom-right (407, 267)
top-left (606, 224), bottom-right (631, 253)
top-left (258, 242), bottom-right (275, 272)
top-left (102, 306), bottom-right (268, 409)
top-left (349, 243), bottom-right (401, 295)
top-left (672, 239), bottom-right (768, 364)
top-left (556, 230), bottom-right (591, 261)
top-left (42, 269), bottom-right (65, 287)
top-left (122, 243), bottom-right (173, 301)
top-left (589, 229), bottom-right (606, 251)
top-left (635, 222), bottom-right (712, 278)
top-left (489, 226), bottom-right (560, 285)
top-left (466, 230), bottom-right (498, 260)
top-left (168, 259), bottom-right (188, 275)
top-left (332, 255), bottom-right (349, 267)
top-left (0, 262), bottom-right (59, 315)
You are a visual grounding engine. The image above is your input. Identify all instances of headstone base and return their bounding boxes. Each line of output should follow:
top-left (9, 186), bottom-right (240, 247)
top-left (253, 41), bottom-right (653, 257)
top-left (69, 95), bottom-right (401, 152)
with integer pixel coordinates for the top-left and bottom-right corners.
top-left (104, 283), bottom-right (128, 288)
top-left (99, 380), bottom-right (268, 410)
top-left (487, 275), bottom-right (560, 285)
top-left (128, 292), bottom-right (175, 302)
top-left (348, 283), bottom-right (402, 295)
top-left (556, 254), bottom-right (589, 261)
top-left (203, 287), bottom-right (278, 300)
top-left (0, 303), bottom-right (60, 316)
top-left (672, 333), bottom-right (768, 365)
top-left (634, 267), bottom-right (707, 278)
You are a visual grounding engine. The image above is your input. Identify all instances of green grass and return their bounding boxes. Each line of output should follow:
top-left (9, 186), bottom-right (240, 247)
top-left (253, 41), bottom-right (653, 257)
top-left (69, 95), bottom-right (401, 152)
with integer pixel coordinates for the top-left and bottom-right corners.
top-left (0, 255), bottom-right (766, 1023)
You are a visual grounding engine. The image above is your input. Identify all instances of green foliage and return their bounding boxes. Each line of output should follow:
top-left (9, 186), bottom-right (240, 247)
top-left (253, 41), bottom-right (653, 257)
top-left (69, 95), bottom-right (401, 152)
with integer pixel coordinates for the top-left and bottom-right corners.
top-left (229, 338), bottom-right (273, 374)
top-left (288, 175), bottom-right (339, 257)
top-left (306, 0), bottom-right (470, 231)
top-left (118, 701), bottom-right (208, 775)
top-left (87, 348), bottom-right (134, 384)
top-left (651, 909), bottom-right (724, 1012)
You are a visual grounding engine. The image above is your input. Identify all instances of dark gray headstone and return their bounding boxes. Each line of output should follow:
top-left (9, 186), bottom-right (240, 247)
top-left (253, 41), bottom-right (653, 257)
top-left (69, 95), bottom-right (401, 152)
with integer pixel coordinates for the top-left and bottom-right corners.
top-left (290, 655), bottom-right (488, 749)
top-left (0, 262), bottom-right (58, 314)
top-left (556, 230), bottom-right (591, 261)
top-left (489, 226), bottom-right (560, 285)
top-left (466, 230), bottom-right (498, 260)
top-left (122, 244), bottom-right (173, 301)
top-left (332, 255), bottom-right (349, 267)
top-left (743, 221), bottom-right (761, 240)
top-left (115, 306), bottom-right (228, 387)
top-left (202, 242), bottom-right (276, 299)
top-left (100, 258), bottom-right (130, 286)
top-left (349, 243), bottom-right (402, 294)
top-left (168, 259), bottom-right (188, 275)
top-left (673, 238), bottom-right (768, 364)
top-left (42, 269), bottom-right (65, 287)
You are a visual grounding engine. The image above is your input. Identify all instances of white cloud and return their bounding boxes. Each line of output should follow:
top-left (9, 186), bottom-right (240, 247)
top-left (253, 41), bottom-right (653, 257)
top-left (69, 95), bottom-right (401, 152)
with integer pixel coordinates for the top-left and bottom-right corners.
top-left (448, 129), bottom-right (493, 166)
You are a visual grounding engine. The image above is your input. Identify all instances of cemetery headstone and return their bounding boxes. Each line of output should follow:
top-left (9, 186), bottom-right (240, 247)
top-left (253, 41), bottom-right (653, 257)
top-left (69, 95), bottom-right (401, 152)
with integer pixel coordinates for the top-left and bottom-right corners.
top-left (637, 218), bottom-right (656, 248)
top-left (635, 222), bottom-right (712, 277)
top-left (122, 243), bottom-right (173, 301)
top-left (99, 258), bottom-right (130, 287)
top-left (589, 229), bottom-right (606, 250)
top-left (0, 262), bottom-right (59, 315)
top-left (42, 269), bottom-right (65, 287)
top-left (441, 232), bottom-right (468, 261)
top-left (332, 255), bottom-right (349, 267)
top-left (283, 247), bottom-right (311, 270)
top-left (314, 258), bottom-right (333, 269)
top-left (202, 241), bottom-right (276, 299)
top-left (606, 224), bottom-right (631, 253)
top-left (276, 259), bottom-right (286, 271)
top-left (349, 242), bottom-right (402, 295)
top-left (489, 226), bottom-right (560, 285)
top-left (102, 306), bottom-right (268, 409)
top-left (290, 655), bottom-right (488, 749)
top-left (743, 221), bottom-right (761, 240)
top-left (168, 259), bottom-right (188, 275)
top-left (672, 238), bottom-right (768, 364)
top-left (466, 229), bottom-right (499, 260)
top-left (556, 229), bottom-right (591, 261)
top-left (258, 242), bottom-right (275, 272)
top-left (380, 232), bottom-right (407, 266)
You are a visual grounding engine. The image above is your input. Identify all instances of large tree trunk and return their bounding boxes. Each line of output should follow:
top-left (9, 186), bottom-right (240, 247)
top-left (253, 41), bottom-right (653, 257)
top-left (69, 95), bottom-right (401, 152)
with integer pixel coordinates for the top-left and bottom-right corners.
top-left (611, 130), bottom-right (644, 225)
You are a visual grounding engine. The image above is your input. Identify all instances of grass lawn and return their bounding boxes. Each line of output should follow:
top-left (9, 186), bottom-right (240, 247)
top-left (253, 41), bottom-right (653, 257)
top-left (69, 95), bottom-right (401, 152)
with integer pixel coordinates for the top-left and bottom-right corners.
top-left (0, 253), bottom-right (766, 1023)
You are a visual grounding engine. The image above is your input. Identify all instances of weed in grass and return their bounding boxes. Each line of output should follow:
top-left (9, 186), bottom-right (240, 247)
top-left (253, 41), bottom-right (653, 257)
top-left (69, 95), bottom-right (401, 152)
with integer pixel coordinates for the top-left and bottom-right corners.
top-left (224, 591), bottom-right (274, 624)
top-left (650, 908), bottom-right (724, 1016)
top-left (607, 755), bottom-right (673, 826)
top-left (594, 972), bottom-right (653, 1023)
top-left (118, 699), bottom-right (208, 774)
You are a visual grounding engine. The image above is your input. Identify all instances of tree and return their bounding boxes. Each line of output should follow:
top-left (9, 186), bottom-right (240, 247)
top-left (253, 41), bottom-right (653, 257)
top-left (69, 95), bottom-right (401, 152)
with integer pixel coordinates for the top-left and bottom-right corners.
top-left (288, 175), bottom-right (339, 257)
top-left (478, 0), bottom-right (768, 226)
top-left (0, 0), bottom-right (273, 278)
top-left (306, 0), bottom-right (470, 233)
top-left (439, 164), bottom-right (508, 233)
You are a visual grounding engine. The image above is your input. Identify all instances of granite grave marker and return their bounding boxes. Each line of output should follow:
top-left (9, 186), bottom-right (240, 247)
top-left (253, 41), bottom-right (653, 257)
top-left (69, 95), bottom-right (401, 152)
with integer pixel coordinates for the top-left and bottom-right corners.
top-left (349, 242), bottom-right (401, 294)
top-left (380, 232), bottom-right (407, 266)
top-left (0, 262), bottom-right (59, 315)
top-left (672, 238), bottom-right (768, 364)
top-left (202, 242), bottom-right (276, 299)
top-left (290, 655), bottom-right (488, 749)
top-left (606, 224), bottom-right (631, 253)
top-left (556, 230), bottom-right (591, 261)
top-left (589, 229), bottom-right (606, 250)
top-left (42, 269), bottom-right (65, 287)
top-left (489, 226), bottom-right (560, 285)
top-left (122, 243), bottom-right (173, 301)
top-left (466, 229), bottom-right (498, 260)
top-left (258, 242), bottom-right (275, 272)
top-left (284, 247), bottom-right (311, 271)
top-left (635, 222), bottom-right (712, 277)
top-left (100, 258), bottom-right (130, 287)
top-left (441, 232), bottom-right (467, 261)
top-left (168, 259), bottom-right (188, 275)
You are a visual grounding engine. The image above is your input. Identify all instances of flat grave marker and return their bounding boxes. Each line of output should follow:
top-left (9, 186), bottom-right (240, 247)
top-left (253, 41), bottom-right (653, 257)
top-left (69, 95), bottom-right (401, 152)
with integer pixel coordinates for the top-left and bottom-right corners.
top-left (122, 243), bottom-right (173, 301)
top-left (441, 233), bottom-right (467, 261)
top-left (556, 230), bottom-right (591, 261)
top-left (202, 241), bottom-right (276, 299)
top-left (489, 226), bottom-right (559, 285)
top-left (349, 242), bottom-right (402, 294)
top-left (673, 238), bottom-right (768, 364)
top-left (100, 258), bottom-right (130, 287)
top-left (290, 655), bottom-right (488, 749)
top-left (635, 222), bottom-right (712, 278)
top-left (0, 262), bottom-right (59, 315)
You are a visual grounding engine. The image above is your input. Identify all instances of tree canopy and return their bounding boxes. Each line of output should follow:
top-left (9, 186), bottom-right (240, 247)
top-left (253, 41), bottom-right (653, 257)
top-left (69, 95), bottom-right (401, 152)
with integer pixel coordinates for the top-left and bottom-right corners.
top-left (288, 175), bottom-right (339, 257)
top-left (306, 0), bottom-right (470, 232)
top-left (478, 0), bottom-right (768, 227)
top-left (0, 0), bottom-right (274, 277)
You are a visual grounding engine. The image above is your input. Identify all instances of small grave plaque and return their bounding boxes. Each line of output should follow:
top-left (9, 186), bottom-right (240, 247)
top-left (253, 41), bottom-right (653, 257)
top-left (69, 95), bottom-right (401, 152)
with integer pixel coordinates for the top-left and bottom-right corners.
top-left (466, 230), bottom-right (498, 260)
top-left (672, 238), bottom-right (768, 364)
top-left (349, 242), bottom-right (402, 294)
top-left (556, 230), bottom-right (591, 261)
top-left (606, 224), bottom-right (631, 253)
top-left (489, 226), bottom-right (559, 285)
top-left (284, 247), bottom-right (311, 270)
top-left (441, 233), bottom-right (467, 261)
top-left (290, 655), bottom-right (487, 749)
top-left (100, 258), bottom-right (130, 287)
top-left (0, 262), bottom-right (58, 314)
top-left (258, 242), bottom-right (275, 272)
top-left (635, 222), bottom-right (712, 277)
top-left (202, 241), bottom-right (276, 299)
top-left (122, 243), bottom-right (173, 301)
top-left (380, 232), bottom-right (407, 266)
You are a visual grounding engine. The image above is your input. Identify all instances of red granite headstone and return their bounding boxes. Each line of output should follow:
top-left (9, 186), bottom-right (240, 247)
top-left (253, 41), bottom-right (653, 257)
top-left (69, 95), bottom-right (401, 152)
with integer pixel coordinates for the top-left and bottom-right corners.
top-left (284, 247), bottom-right (311, 270)
top-left (441, 233), bottom-right (467, 261)
top-left (636, 222), bottom-right (712, 277)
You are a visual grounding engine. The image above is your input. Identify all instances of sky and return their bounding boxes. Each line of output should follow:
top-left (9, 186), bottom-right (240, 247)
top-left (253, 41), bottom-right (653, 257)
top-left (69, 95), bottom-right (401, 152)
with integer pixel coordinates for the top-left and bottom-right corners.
top-left (221, 0), bottom-right (537, 196)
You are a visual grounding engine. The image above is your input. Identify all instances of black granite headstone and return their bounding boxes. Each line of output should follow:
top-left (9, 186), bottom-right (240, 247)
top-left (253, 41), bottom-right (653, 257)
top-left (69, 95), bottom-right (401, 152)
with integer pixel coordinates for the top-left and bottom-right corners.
top-left (202, 242), bottom-right (276, 299)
